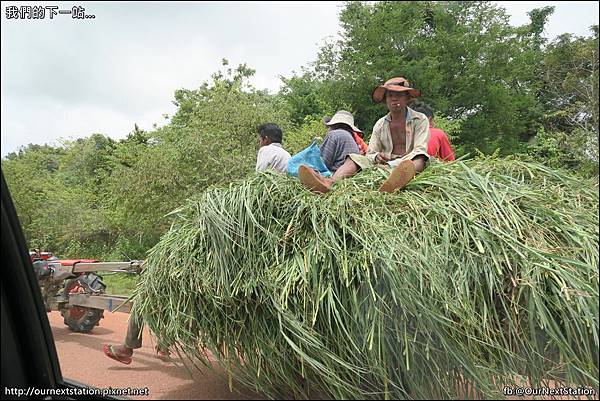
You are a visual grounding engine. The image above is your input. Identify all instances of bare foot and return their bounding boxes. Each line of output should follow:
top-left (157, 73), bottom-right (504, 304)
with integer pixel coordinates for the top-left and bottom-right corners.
top-left (298, 165), bottom-right (333, 193)
top-left (379, 160), bottom-right (415, 193)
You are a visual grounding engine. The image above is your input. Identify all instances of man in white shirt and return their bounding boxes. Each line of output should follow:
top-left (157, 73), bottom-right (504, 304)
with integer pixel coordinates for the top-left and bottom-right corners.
top-left (256, 123), bottom-right (291, 173)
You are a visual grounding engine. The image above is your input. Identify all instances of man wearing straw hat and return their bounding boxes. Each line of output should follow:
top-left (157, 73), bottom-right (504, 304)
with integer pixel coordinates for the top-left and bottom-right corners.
top-left (299, 76), bottom-right (430, 193)
top-left (320, 110), bottom-right (362, 172)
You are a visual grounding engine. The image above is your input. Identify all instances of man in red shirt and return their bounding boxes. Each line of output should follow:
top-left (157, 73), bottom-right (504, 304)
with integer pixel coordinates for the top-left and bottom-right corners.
top-left (411, 102), bottom-right (455, 161)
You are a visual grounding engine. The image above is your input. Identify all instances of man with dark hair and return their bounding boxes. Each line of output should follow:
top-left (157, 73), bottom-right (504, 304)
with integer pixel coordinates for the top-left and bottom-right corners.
top-left (256, 123), bottom-right (291, 173)
top-left (299, 76), bottom-right (430, 193)
top-left (410, 102), bottom-right (455, 162)
top-left (319, 111), bottom-right (362, 172)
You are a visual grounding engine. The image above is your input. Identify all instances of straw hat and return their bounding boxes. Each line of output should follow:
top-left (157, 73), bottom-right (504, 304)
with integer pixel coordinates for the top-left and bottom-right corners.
top-left (322, 110), bottom-right (363, 133)
top-left (372, 77), bottom-right (421, 103)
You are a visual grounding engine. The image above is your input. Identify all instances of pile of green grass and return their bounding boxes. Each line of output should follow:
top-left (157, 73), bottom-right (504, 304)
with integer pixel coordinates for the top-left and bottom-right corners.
top-left (132, 157), bottom-right (599, 399)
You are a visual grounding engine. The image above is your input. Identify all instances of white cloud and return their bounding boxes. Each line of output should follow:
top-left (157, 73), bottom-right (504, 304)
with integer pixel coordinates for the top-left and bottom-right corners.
top-left (1, 96), bottom-right (173, 154)
top-left (1, 2), bottom-right (344, 156)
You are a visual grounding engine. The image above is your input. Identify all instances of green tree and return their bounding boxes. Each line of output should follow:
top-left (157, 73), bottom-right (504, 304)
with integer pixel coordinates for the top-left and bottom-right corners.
top-left (2, 140), bottom-right (115, 256)
top-left (103, 61), bottom-right (292, 256)
top-left (2, 144), bottom-right (64, 231)
top-left (282, 1), bottom-right (554, 155)
top-left (534, 26), bottom-right (599, 169)
top-left (279, 73), bottom-right (333, 126)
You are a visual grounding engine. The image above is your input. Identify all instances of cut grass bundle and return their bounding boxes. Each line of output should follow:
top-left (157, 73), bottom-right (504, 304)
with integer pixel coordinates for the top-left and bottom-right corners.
top-left (132, 157), bottom-right (599, 399)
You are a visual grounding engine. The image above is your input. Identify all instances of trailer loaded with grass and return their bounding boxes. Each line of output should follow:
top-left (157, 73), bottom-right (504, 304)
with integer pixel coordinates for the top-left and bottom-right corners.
top-left (131, 157), bottom-right (599, 399)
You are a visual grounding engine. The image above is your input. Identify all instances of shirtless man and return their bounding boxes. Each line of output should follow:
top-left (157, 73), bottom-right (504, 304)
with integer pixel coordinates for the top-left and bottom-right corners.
top-left (298, 76), bottom-right (430, 193)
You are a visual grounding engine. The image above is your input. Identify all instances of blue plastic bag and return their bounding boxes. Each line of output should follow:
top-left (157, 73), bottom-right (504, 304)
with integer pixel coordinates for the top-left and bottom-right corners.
top-left (287, 139), bottom-right (332, 178)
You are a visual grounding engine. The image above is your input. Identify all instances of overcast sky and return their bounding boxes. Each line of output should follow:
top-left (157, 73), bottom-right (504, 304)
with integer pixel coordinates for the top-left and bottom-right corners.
top-left (2, 1), bottom-right (598, 156)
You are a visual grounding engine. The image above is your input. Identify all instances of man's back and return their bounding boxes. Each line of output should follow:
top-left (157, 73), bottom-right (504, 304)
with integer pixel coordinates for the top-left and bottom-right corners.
top-left (256, 143), bottom-right (291, 173)
top-left (320, 129), bottom-right (360, 172)
top-left (428, 127), bottom-right (455, 161)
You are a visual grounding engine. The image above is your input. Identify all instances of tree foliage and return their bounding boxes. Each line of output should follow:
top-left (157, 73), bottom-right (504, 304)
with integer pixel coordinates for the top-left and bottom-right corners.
top-left (535, 26), bottom-right (599, 171)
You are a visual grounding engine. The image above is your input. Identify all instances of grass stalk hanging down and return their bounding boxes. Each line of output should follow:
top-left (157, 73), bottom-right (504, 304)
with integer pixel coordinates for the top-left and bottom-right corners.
top-left (132, 157), bottom-right (599, 400)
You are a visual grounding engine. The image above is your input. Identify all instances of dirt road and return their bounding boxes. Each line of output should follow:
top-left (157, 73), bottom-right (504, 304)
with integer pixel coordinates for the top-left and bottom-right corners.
top-left (47, 311), bottom-right (598, 400)
top-left (48, 311), bottom-right (264, 400)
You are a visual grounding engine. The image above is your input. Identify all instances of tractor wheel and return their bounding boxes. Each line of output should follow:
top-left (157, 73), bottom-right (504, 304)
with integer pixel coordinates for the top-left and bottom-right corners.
top-left (61, 275), bottom-right (105, 333)
top-left (62, 307), bottom-right (104, 333)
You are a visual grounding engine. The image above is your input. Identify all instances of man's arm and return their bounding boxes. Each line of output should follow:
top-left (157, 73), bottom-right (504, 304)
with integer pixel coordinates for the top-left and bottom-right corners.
top-left (412, 154), bottom-right (427, 172)
top-left (411, 118), bottom-right (430, 172)
top-left (367, 120), bottom-right (384, 163)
